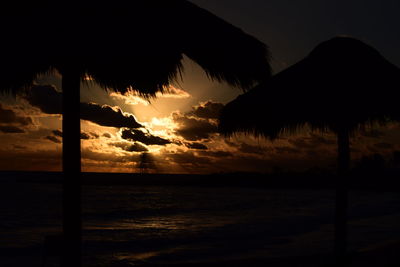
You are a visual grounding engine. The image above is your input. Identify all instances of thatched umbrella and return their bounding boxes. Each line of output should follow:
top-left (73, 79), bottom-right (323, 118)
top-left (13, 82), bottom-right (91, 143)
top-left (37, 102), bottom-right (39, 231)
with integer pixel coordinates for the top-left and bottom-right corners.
top-left (219, 37), bottom-right (400, 263)
top-left (0, 1), bottom-right (271, 266)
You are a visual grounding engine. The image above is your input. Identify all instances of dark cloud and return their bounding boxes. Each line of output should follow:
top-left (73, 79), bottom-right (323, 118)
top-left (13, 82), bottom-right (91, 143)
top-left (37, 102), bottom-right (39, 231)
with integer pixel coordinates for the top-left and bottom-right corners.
top-left (45, 135), bottom-right (61, 144)
top-left (0, 125), bottom-right (25, 133)
top-left (125, 143), bottom-right (149, 152)
top-left (80, 131), bottom-right (99, 140)
top-left (287, 138), bottom-right (315, 149)
top-left (0, 103), bottom-right (32, 125)
top-left (52, 130), bottom-right (63, 137)
top-left (171, 102), bottom-right (224, 142)
top-left (188, 101), bottom-right (224, 119)
top-left (185, 142), bottom-right (208, 150)
top-left (274, 146), bottom-right (301, 154)
top-left (80, 132), bottom-right (91, 140)
top-left (211, 151), bottom-right (233, 158)
top-left (50, 129), bottom-right (97, 140)
top-left (112, 142), bottom-right (149, 152)
top-left (90, 132), bottom-right (99, 138)
top-left (165, 151), bottom-right (212, 165)
top-left (25, 85), bottom-right (142, 128)
top-left (224, 140), bottom-right (266, 154)
top-left (238, 143), bottom-right (265, 155)
top-left (25, 85), bottom-right (62, 114)
top-left (13, 144), bottom-right (27, 149)
top-left (121, 129), bottom-right (171, 146)
top-left (200, 150), bottom-right (233, 158)
top-left (103, 133), bottom-right (112, 138)
top-left (173, 112), bottom-right (218, 141)
top-left (80, 103), bottom-right (142, 129)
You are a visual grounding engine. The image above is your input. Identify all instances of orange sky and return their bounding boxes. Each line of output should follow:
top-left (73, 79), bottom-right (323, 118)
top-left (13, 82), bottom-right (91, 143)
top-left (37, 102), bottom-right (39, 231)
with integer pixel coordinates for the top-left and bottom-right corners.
top-left (1, 60), bottom-right (399, 174)
top-left (1, 1), bottom-right (400, 174)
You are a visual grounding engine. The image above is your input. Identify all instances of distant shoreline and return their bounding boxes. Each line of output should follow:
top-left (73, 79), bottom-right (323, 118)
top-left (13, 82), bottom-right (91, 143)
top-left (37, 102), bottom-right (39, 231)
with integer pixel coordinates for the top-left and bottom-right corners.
top-left (1, 170), bottom-right (399, 192)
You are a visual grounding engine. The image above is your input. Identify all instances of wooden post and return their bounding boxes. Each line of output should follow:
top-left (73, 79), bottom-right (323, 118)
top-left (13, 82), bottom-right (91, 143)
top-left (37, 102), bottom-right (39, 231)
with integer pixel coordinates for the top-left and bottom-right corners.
top-left (335, 127), bottom-right (350, 265)
top-left (61, 68), bottom-right (82, 267)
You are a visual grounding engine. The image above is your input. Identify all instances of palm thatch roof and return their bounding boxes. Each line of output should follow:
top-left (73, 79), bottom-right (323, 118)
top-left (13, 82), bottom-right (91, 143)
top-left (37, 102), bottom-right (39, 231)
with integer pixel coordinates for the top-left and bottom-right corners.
top-left (0, 0), bottom-right (271, 96)
top-left (219, 37), bottom-right (400, 138)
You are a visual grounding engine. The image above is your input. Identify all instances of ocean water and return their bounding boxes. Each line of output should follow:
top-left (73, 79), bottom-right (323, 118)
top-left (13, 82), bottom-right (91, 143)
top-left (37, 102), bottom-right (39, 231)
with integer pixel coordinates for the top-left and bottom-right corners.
top-left (1, 173), bottom-right (400, 266)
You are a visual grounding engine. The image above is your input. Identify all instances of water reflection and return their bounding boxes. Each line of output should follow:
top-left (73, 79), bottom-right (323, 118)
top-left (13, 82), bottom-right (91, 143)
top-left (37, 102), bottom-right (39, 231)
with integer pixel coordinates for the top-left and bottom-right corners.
top-left (81, 186), bottom-right (400, 266)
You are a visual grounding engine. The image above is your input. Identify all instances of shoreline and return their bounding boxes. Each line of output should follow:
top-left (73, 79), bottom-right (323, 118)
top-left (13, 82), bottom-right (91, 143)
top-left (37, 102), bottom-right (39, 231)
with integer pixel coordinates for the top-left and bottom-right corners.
top-left (1, 170), bottom-right (399, 192)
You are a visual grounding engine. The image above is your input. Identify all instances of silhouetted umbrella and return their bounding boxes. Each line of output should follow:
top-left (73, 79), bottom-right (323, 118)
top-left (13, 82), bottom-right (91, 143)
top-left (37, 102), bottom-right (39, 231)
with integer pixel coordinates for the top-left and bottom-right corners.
top-left (220, 37), bottom-right (400, 264)
top-left (0, 1), bottom-right (271, 266)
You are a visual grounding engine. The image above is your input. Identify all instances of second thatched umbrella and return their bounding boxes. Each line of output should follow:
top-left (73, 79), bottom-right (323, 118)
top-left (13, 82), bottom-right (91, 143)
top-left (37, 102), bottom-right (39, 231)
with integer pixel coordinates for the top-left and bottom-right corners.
top-left (0, 1), bottom-right (271, 266)
top-left (220, 37), bottom-right (400, 263)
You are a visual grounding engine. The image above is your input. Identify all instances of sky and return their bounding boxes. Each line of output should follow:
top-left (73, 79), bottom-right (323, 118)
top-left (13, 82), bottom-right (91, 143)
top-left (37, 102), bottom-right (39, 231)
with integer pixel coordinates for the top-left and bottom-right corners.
top-left (1, 0), bottom-right (400, 174)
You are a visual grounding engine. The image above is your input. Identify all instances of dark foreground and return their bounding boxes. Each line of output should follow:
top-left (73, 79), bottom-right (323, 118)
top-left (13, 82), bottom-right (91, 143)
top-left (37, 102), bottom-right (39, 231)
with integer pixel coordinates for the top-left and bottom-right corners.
top-left (1, 171), bottom-right (399, 267)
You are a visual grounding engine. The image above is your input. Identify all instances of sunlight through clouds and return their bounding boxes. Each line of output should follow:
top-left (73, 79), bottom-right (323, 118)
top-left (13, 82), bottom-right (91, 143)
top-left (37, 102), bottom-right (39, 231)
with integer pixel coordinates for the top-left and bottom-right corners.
top-left (110, 92), bottom-right (150, 106)
top-left (2, 85), bottom-right (400, 174)
top-left (110, 85), bottom-right (190, 107)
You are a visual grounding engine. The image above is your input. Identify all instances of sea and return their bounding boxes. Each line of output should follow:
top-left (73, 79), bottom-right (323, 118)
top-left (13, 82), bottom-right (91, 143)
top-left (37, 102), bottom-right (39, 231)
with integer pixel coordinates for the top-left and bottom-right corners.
top-left (1, 171), bottom-right (399, 266)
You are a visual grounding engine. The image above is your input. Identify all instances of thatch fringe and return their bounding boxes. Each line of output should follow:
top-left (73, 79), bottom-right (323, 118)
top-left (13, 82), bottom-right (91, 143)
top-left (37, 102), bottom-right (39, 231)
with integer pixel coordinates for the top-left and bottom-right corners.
top-left (0, 0), bottom-right (271, 97)
top-left (219, 37), bottom-right (400, 138)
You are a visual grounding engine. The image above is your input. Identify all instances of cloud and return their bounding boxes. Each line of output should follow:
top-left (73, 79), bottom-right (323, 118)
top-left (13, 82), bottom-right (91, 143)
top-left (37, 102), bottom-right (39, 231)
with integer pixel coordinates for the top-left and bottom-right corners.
top-left (274, 146), bottom-right (301, 154)
top-left (103, 133), bottom-right (112, 138)
top-left (50, 129), bottom-right (98, 140)
top-left (13, 144), bottom-right (27, 149)
top-left (188, 101), bottom-right (224, 119)
top-left (80, 131), bottom-right (100, 140)
top-left (164, 151), bottom-right (212, 165)
top-left (25, 85), bottom-right (142, 129)
top-left (45, 135), bottom-right (61, 144)
top-left (124, 143), bottom-right (149, 153)
top-left (80, 103), bottom-right (142, 128)
top-left (90, 132), bottom-right (99, 138)
top-left (80, 132), bottom-right (91, 140)
top-left (25, 85), bottom-right (62, 114)
top-left (185, 142), bottom-right (208, 150)
top-left (225, 140), bottom-right (266, 154)
top-left (172, 112), bottom-right (218, 141)
top-left (109, 92), bottom-right (150, 106)
top-left (111, 141), bottom-right (149, 152)
top-left (121, 129), bottom-right (171, 146)
top-left (110, 86), bottom-right (190, 107)
top-left (170, 101), bottom-right (224, 142)
top-left (0, 125), bottom-right (25, 133)
top-left (288, 138), bottom-right (317, 149)
top-left (0, 103), bottom-right (33, 125)
top-left (204, 150), bottom-right (233, 158)
top-left (238, 143), bottom-right (266, 155)
top-left (52, 130), bottom-right (63, 137)
top-left (157, 86), bottom-right (190, 99)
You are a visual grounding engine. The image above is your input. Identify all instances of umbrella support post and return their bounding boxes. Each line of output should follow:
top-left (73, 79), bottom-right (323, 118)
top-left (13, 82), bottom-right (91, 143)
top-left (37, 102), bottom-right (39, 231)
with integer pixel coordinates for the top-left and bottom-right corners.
top-left (334, 128), bottom-right (350, 266)
top-left (61, 68), bottom-right (82, 267)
